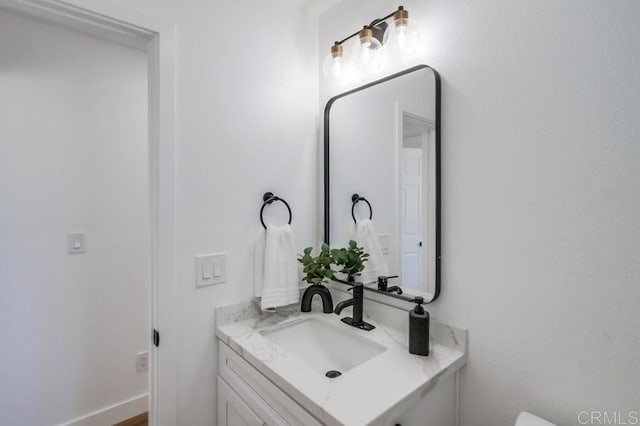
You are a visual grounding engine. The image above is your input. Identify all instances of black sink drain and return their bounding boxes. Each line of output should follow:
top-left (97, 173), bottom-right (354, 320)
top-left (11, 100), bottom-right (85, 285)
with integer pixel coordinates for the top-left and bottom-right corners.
top-left (325, 370), bottom-right (342, 379)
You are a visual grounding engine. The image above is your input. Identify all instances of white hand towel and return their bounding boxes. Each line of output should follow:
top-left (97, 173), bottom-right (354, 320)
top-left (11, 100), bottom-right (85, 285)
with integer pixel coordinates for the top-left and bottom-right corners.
top-left (259, 224), bottom-right (300, 311)
top-left (352, 219), bottom-right (389, 284)
top-left (253, 229), bottom-right (266, 298)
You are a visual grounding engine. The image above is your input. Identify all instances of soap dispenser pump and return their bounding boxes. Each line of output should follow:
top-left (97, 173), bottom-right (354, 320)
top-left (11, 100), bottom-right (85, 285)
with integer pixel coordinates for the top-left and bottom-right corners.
top-left (409, 297), bottom-right (430, 356)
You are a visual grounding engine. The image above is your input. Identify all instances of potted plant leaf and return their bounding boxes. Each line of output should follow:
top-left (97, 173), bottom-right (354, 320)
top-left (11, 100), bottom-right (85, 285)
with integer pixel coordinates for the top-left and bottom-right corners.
top-left (298, 243), bottom-right (334, 313)
top-left (330, 240), bottom-right (369, 283)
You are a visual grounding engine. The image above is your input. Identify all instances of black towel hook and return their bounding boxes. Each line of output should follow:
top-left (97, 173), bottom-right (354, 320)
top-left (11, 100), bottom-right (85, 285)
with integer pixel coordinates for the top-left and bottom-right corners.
top-left (260, 192), bottom-right (292, 229)
top-left (351, 193), bottom-right (373, 223)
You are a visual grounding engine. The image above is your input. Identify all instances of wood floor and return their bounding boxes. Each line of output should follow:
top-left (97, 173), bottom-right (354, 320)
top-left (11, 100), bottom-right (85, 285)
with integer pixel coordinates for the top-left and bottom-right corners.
top-left (113, 412), bottom-right (148, 426)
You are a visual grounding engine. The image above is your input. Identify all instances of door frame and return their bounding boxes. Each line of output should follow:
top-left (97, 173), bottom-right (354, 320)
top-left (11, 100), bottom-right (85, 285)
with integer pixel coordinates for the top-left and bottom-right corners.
top-left (396, 109), bottom-right (435, 294)
top-left (0, 1), bottom-right (177, 424)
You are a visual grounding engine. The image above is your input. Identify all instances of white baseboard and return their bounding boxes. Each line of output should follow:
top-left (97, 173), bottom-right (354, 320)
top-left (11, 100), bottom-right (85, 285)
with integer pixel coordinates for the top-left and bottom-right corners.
top-left (59, 394), bottom-right (148, 426)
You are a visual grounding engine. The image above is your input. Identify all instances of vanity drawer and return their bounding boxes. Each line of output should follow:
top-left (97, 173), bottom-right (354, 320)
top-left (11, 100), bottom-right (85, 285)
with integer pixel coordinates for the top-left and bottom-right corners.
top-left (218, 342), bottom-right (322, 426)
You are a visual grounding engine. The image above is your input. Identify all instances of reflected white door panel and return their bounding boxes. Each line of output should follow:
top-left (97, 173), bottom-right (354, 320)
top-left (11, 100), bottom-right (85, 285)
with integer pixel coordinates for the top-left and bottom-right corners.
top-left (401, 148), bottom-right (422, 290)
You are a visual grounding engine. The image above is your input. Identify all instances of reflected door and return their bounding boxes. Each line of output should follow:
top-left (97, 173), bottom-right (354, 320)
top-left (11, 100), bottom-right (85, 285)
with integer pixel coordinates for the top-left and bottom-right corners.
top-left (401, 147), bottom-right (422, 290)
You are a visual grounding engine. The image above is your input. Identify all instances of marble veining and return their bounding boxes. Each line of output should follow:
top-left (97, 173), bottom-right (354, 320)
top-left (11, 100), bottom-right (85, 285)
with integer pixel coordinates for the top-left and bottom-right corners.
top-left (216, 301), bottom-right (467, 426)
top-left (362, 306), bottom-right (408, 348)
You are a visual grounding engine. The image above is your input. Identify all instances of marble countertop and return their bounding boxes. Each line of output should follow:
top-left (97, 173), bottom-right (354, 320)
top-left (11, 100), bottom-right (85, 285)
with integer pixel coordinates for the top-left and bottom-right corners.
top-left (216, 301), bottom-right (467, 426)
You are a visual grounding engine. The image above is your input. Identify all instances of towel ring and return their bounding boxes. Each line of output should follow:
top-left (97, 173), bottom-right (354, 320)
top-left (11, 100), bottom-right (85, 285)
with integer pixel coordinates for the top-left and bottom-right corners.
top-left (260, 192), bottom-right (292, 229)
top-left (351, 193), bottom-right (372, 223)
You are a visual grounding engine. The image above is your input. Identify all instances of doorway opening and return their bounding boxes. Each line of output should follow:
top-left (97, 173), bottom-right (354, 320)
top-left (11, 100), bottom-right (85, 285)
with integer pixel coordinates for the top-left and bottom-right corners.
top-left (0, 1), bottom-right (176, 425)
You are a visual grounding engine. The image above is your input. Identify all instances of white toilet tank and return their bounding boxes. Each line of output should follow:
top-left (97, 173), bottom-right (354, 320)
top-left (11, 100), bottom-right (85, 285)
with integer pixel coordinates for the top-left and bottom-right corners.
top-left (516, 412), bottom-right (557, 426)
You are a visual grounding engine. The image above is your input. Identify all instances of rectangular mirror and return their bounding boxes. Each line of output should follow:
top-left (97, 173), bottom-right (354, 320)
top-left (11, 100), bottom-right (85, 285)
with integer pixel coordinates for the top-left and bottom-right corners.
top-left (324, 65), bottom-right (441, 302)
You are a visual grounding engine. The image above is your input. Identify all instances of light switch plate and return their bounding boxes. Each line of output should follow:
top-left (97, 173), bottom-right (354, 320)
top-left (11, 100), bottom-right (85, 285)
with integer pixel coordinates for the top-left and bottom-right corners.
top-left (195, 253), bottom-right (226, 287)
top-left (378, 234), bottom-right (390, 256)
top-left (68, 232), bottom-right (85, 254)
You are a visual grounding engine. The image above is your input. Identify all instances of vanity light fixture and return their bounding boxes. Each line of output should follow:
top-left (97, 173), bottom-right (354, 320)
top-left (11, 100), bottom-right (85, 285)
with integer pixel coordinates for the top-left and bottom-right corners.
top-left (322, 6), bottom-right (420, 80)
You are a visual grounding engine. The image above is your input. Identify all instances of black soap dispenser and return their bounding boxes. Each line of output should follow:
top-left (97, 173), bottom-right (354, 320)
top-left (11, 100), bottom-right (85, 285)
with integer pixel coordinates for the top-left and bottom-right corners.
top-left (409, 297), bottom-right (430, 356)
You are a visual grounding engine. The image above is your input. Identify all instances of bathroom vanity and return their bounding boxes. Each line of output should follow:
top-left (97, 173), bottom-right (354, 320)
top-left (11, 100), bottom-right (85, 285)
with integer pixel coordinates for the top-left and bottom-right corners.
top-left (215, 300), bottom-right (466, 426)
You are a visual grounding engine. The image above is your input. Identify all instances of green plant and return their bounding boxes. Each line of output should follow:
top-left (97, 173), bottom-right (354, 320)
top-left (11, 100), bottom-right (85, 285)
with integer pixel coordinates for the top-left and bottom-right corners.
top-left (298, 243), bottom-right (334, 285)
top-left (330, 240), bottom-right (369, 279)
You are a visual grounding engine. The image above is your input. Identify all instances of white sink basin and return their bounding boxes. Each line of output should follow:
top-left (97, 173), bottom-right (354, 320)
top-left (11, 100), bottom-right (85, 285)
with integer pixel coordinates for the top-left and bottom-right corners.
top-left (259, 317), bottom-right (387, 375)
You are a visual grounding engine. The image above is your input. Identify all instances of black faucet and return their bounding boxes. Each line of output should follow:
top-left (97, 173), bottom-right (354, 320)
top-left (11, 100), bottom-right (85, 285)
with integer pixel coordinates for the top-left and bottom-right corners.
top-left (300, 284), bottom-right (333, 313)
top-left (377, 275), bottom-right (403, 295)
top-left (334, 279), bottom-right (375, 331)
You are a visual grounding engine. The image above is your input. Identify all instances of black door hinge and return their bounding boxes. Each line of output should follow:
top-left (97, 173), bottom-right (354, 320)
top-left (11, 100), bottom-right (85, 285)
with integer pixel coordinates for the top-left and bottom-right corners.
top-left (153, 329), bottom-right (160, 347)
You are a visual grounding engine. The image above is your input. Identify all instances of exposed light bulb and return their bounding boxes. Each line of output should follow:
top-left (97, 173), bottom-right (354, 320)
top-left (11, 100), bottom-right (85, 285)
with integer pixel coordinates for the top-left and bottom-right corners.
top-left (396, 24), bottom-right (407, 49)
top-left (322, 42), bottom-right (348, 81)
top-left (330, 56), bottom-right (342, 77)
top-left (353, 27), bottom-right (383, 71)
top-left (388, 7), bottom-right (419, 58)
top-left (361, 43), bottom-right (371, 64)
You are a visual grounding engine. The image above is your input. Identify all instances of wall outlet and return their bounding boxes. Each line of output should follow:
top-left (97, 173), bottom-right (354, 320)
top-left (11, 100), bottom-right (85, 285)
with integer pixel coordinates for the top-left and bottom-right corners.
top-left (136, 351), bottom-right (149, 373)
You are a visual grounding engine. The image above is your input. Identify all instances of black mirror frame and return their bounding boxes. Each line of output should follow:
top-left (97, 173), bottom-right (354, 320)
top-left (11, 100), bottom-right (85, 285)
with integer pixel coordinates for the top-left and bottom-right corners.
top-left (323, 64), bottom-right (441, 303)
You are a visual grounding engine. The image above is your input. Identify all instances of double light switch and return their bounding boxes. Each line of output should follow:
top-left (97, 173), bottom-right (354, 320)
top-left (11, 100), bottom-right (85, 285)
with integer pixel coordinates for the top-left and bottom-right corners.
top-left (68, 233), bottom-right (85, 254)
top-left (195, 253), bottom-right (226, 287)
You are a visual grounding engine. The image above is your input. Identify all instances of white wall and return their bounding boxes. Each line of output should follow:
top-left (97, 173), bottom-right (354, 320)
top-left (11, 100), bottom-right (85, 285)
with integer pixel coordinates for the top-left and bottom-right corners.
top-left (0, 9), bottom-right (149, 426)
top-left (321, 1), bottom-right (640, 425)
top-left (35, 0), bottom-right (321, 424)
top-left (169, 3), bottom-right (318, 423)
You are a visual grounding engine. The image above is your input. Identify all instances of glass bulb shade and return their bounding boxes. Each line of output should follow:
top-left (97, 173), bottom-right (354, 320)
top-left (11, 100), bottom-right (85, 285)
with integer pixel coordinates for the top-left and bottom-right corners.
top-left (352, 35), bottom-right (384, 71)
top-left (387, 18), bottom-right (419, 58)
top-left (323, 52), bottom-right (344, 80)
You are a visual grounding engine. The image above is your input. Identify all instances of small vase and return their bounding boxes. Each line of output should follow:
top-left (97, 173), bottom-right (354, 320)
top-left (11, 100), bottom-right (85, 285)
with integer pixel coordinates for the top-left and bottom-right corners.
top-left (300, 283), bottom-right (334, 313)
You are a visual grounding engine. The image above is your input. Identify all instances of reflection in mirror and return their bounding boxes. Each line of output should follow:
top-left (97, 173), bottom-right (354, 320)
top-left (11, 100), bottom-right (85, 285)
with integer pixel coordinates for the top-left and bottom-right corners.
top-left (324, 65), bottom-right (440, 301)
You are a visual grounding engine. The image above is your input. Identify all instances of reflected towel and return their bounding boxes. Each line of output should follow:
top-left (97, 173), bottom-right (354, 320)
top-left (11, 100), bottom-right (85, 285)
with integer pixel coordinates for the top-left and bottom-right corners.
top-left (352, 219), bottom-right (389, 284)
top-left (253, 230), bottom-right (266, 298)
top-left (256, 224), bottom-right (299, 310)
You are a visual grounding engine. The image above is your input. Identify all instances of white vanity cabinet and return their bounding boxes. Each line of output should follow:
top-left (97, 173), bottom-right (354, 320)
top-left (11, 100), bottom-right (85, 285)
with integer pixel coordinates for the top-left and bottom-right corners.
top-left (218, 378), bottom-right (266, 426)
top-left (218, 340), bottom-right (457, 426)
top-left (391, 374), bottom-right (456, 426)
top-left (216, 304), bottom-right (466, 426)
top-left (218, 342), bottom-right (322, 426)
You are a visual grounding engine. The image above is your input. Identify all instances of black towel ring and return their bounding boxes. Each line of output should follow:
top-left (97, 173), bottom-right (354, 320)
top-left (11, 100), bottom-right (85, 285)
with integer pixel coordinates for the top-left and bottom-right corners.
top-left (351, 193), bottom-right (373, 223)
top-left (260, 192), bottom-right (292, 229)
